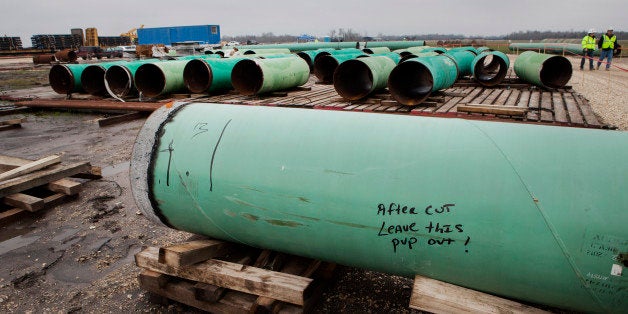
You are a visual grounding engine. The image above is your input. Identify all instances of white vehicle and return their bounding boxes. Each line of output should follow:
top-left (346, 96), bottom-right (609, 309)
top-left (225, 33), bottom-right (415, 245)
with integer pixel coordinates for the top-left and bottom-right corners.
top-left (225, 41), bottom-right (240, 46)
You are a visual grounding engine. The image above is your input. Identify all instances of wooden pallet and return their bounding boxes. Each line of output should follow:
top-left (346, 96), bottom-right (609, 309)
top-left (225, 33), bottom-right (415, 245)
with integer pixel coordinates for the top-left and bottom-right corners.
top-left (409, 275), bottom-right (548, 314)
top-left (0, 117), bottom-right (25, 131)
top-left (135, 239), bottom-right (337, 313)
top-left (0, 154), bottom-right (100, 227)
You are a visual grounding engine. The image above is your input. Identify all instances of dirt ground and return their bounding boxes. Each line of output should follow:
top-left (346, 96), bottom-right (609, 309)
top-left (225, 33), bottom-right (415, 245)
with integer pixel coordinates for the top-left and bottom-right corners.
top-left (0, 54), bottom-right (626, 313)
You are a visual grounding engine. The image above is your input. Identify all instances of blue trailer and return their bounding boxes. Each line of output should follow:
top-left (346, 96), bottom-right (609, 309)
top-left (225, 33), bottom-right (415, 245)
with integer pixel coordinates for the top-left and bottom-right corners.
top-left (138, 25), bottom-right (220, 45)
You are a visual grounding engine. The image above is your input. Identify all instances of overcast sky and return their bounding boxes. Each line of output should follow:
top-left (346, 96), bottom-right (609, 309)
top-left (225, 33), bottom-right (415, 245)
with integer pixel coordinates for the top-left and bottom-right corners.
top-left (2, 0), bottom-right (626, 46)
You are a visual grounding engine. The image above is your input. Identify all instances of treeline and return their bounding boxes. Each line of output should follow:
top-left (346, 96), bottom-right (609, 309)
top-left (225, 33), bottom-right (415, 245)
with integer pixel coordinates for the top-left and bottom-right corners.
top-left (222, 30), bottom-right (624, 44)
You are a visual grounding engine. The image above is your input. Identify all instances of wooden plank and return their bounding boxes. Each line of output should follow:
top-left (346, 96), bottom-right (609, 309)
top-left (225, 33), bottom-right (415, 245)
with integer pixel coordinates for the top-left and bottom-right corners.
top-left (158, 239), bottom-right (229, 268)
top-left (135, 247), bottom-right (313, 306)
top-left (482, 89), bottom-right (503, 104)
top-left (409, 275), bottom-right (548, 314)
top-left (194, 282), bottom-right (227, 303)
top-left (0, 118), bottom-right (25, 126)
top-left (3, 193), bottom-right (45, 212)
top-left (458, 104), bottom-right (527, 116)
top-left (539, 91), bottom-right (554, 122)
top-left (562, 93), bottom-right (585, 125)
top-left (573, 94), bottom-right (602, 127)
top-left (551, 92), bottom-right (568, 124)
top-left (0, 107), bottom-right (29, 116)
top-left (527, 91), bottom-right (540, 121)
top-left (0, 208), bottom-right (29, 228)
top-left (97, 111), bottom-right (147, 127)
top-left (504, 89), bottom-right (521, 107)
top-left (0, 162), bottom-right (91, 198)
top-left (0, 155), bottom-right (61, 182)
top-left (70, 165), bottom-right (102, 180)
top-left (493, 89), bottom-right (512, 106)
top-left (47, 178), bottom-right (82, 195)
top-left (0, 155), bottom-right (32, 168)
top-left (139, 269), bottom-right (253, 314)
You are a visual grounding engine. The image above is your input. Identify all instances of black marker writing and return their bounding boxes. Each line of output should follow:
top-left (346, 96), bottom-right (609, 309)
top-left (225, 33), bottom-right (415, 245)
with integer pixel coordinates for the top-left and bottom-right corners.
top-left (209, 119), bottom-right (232, 192)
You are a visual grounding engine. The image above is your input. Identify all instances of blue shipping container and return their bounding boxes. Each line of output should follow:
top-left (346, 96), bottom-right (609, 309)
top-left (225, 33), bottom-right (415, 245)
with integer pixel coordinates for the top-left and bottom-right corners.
top-left (138, 25), bottom-right (220, 45)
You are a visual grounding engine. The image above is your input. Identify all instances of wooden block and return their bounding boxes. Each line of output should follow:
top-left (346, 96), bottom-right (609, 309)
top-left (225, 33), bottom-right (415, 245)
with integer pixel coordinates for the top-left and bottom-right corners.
top-left (409, 275), bottom-right (548, 314)
top-left (139, 269), bottom-right (170, 288)
top-left (135, 247), bottom-right (313, 306)
top-left (0, 118), bottom-right (25, 126)
top-left (3, 193), bottom-right (45, 212)
top-left (0, 124), bottom-right (21, 131)
top-left (0, 208), bottom-right (28, 227)
top-left (98, 112), bottom-right (146, 127)
top-left (0, 162), bottom-right (91, 198)
top-left (0, 155), bottom-right (32, 168)
top-left (194, 282), bottom-right (227, 303)
top-left (158, 239), bottom-right (229, 267)
top-left (0, 155), bottom-right (61, 182)
top-left (47, 178), bottom-right (82, 195)
top-left (458, 104), bottom-right (527, 116)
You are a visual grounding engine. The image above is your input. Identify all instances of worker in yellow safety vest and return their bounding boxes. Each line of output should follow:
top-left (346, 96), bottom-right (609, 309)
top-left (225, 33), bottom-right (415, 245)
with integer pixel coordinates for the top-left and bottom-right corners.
top-left (597, 27), bottom-right (617, 70)
top-left (580, 29), bottom-right (596, 70)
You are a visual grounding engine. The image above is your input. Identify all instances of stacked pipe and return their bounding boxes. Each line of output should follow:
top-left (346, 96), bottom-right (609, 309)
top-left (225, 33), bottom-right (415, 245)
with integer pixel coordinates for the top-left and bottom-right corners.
top-left (471, 51), bottom-right (510, 87)
top-left (387, 55), bottom-right (458, 105)
top-left (105, 59), bottom-right (160, 99)
top-left (333, 55), bottom-right (398, 100)
top-left (231, 55), bottom-right (310, 95)
top-left (313, 51), bottom-right (368, 83)
top-left (514, 51), bottom-right (572, 89)
top-left (81, 61), bottom-right (128, 96)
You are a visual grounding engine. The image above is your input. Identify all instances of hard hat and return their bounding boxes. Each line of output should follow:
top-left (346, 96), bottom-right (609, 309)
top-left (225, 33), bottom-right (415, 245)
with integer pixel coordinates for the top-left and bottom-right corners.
top-left (588, 28), bottom-right (595, 34)
top-left (607, 27), bottom-right (613, 31)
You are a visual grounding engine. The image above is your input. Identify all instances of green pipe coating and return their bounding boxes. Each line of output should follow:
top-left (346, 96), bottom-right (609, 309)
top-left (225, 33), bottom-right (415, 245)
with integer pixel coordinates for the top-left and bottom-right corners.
top-left (131, 102), bottom-right (628, 313)
top-left (364, 40), bottom-right (426, 50)
top-left (231, 56), bottom-right (310, 95)
top-left (49, 63), bottom-right (91, 94)
top-left (388, 55), bottom-right (458, 106)
top-left (333, 55), bottom-right (397, 100)
top-left (444, 50), bottom-right (476, 77)
top-left (471, 51), bottom-right (510, 87)
top-left (363, 47), bottom-right (391, 54)
top-left (135, 60), bottom-right (189, 98)
top-left (514, 51), bottom-right (573, 89)
top-left (105, 59), bottom-right (161, 98)
top-left (183, 57), bottom-right (246, 94)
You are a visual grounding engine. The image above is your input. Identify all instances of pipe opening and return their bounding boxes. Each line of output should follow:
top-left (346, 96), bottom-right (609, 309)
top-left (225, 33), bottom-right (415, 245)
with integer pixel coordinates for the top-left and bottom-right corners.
top-left (474, 55), bottom-right (508, 86)
top-left (388, 61), bottom-right (433, 106)
top-left (398, 51), bottom-right (413, 57)
top-left (135, 64), bottom-right (167, 98)
top-left (363, 48), bottom-right (375, 54)
top-left (204, 50), bottom-right (214, 55)
top-left (215, 51), bottom-right (225, 57)
top-left (184, 59), bottom-right (213, 93)
top-left (333, 60), bottom-right (374, 100)
top-left (313, 55), bottom-right (340, 83)
top-left (104, 65), bottom-right (133, 97)
top-left (49, 65), bottom-right (74, 94)
top-left (81, 66), bottom-right (108, 96)
top-left (231, 59), bottom-right (264, 95)
top-left (400, 54), bottom-right (419, 62)
top-left (296, 52), bottom-right (313, 70)
top-left (243, 50), bottom-right (256, 55)
top-left (540, 56), bottom-right (572, 88)
top-left (313, 51), bottom-right (332, 64)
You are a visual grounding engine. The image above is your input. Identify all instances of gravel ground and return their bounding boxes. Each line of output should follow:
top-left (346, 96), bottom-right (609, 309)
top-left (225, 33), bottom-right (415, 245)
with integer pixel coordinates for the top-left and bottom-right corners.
top-left (565, 55), bottom-right (628, 130)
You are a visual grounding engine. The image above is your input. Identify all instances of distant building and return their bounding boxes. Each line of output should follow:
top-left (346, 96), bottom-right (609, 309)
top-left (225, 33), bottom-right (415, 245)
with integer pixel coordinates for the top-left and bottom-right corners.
top-left (98, 36), bottom-right (132, 47)
top-left (137, 25), bottom-right (220, 45)
top-left (0, 36), bottom-right (23, 50)
top-left (31, 34), bottom-right (82, 50)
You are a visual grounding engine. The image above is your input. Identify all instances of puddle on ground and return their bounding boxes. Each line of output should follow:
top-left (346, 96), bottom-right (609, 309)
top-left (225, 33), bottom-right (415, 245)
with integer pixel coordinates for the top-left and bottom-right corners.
top-left (0, 216), bottom-right (37, 242)
top-left (0, 234), bottom-right (41, 255)
top-left (101, 161), bottom-right (130, 177)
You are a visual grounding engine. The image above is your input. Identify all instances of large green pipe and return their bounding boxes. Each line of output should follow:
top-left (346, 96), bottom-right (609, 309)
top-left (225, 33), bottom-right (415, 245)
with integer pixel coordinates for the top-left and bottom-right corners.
top-left (333, 55), bottom-right (397, 100)
top-left (399, 51), bottom-right (440, 62)
top-left (369, 52), bottom-right (401, 64)
top-left (395, 47), bottom-right (446, 57)
top-left (509, 43), bottom-right (608, 57)
top-left (131, 103), bottom-right (628, 313)
top-left (183, 57), bottom-right (246, 94)
top-left (514, 51), bottom-right (572, 89)
top-left (364, 40), bottom-right (426, 50)
top-left (81, 61), bottom-right (128, 96)
top-left (387, 55), bottom-right (458, 106)
top-left (444, 50), bottom-right (475, 77)
top-left (230, 56), bottom-right (310, 95)
top-left (295, 48), bottom-right (337, 69)
top-left (362, 47), bottom-right (391, 54)
top-left (471, 51), bottom-right (510, 87)
top-left (176, 55), bottom-right (222, 61)
top-left (312, 48), bottom-right (364, 64)
top-left (104, 59), bottom-right (160, 99)
top-left (313, 52), bottom-right (368, 83)
top-left (49, 63), bottom-right (91, 94)
top-left (447, 46), bottom-right (479, 55)
top-left (135, 60), bottom-right (189, 98)
top-left (235, 42), bottom-right (359, 52)
top-left (242, 48), bottom-right (292, 55)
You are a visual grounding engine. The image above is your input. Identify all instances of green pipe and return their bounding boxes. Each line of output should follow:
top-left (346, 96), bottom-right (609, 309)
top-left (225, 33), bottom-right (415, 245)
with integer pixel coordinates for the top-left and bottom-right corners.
top-left (135, 60), bottom-right (189, 98)
top-left (362, 47), bottom-right (391, 54)
top-left (364, 40), bottom-right (426, 50)
top-left (235, 42), bottom-right (359, 52)
top-left (476, 46), bottom-right (492, 54)
top-left (131, 102), bottom-right (628, 314)
top-left (176, 54), bottom-right (222, 60)
top-left (396, 47), bottom-right (446, 56)
top-left (296, 48), bottom-right (337, 69)
top-left (313, 52), bottom-right (368, 83)
top-left (49, 63), bottom-right (90, 94)
top-left (399, 51), bottom-right (440, 62)
top-left (333, 55), bottom-right (397, 100)
top-left (81, 61), bottom-right (128, 96)
top-left (183, 57), bottom-right (246, 94)
top-left (369, 52), bottom-right (401, 64)
top-left (231, 56), bottom-right (310, 95)
top-left (388, 55), bottom-right (458, 106)
top-left (313, 48), bottom-right (364, 64)
top-left (105, 59), bottom-right (161, 98)
top-left (447, 46), bottom-right (479, 55)
top-left (509, 43), bottom-right (603, 57)
top-left (471, 51), bottom-right (510, 87)
top-left (514, 51), bottom-right (572, 89)
top-left (444, 50), bottom-right (475, 77)
top-left (242, 48), bottom-right (292, 55)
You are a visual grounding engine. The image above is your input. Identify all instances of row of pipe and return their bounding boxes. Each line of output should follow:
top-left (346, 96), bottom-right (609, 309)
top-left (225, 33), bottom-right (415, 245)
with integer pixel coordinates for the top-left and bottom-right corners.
top-left (33, 49), bottom-right (78, 65)
top-left (509, 42), bottom-right (622, 57)
top-left (231, 40), bottom-right (426, 52)
top-left (48, 47), bottom-right (573, 103)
